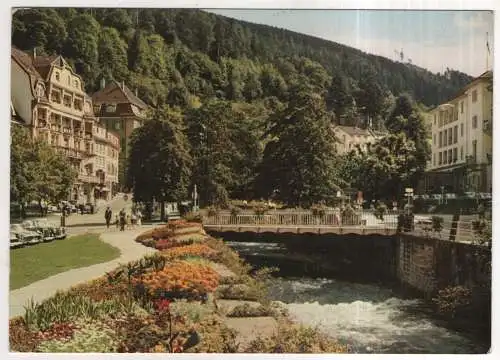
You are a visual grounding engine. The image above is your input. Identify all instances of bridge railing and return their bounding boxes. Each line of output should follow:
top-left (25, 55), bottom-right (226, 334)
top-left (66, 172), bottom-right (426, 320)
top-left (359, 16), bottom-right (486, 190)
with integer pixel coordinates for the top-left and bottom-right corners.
top-left (203, 210), bottom-right (399, 228)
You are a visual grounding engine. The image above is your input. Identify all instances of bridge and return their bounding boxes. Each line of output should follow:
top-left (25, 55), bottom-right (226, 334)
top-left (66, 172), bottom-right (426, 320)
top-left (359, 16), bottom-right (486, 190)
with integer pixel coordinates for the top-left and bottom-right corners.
top-left (203, 211), bottom-right (399, 235)
top-left (202, 210), bottom-right (480, 243)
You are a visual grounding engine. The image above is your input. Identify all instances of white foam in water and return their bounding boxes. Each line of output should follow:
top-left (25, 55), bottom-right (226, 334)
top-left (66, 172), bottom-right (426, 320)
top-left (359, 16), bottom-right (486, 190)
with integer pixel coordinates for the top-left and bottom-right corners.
top-left (269, 278), bottom-right (479, 353)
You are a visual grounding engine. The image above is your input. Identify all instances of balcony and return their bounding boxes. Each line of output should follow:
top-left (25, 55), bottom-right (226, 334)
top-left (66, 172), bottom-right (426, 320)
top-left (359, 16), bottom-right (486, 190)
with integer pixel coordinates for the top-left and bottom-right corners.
top-left (78, 173), bottom-right (100, 184)
top-left (84, 132), bottom-right (93, 140)
top-left (56, 147), bottom-right (83, 160)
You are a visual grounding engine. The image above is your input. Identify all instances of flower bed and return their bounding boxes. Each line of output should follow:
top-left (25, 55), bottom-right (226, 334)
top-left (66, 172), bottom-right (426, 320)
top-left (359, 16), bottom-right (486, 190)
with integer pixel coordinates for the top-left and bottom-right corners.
top-left (155, 238), bottom-right (194, 251)
top-left (133, 261), bottom-right (220, 300)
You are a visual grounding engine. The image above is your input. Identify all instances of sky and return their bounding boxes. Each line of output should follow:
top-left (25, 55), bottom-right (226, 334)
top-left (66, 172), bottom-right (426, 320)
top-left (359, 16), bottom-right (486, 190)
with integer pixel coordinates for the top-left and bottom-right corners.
top-left (207, 10), bottom-right (494, 77)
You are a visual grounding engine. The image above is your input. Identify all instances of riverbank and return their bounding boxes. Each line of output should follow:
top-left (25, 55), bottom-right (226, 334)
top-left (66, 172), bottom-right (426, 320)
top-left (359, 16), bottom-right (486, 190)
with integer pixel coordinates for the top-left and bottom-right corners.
top-left (226, 239), bottom-right (490, 353)
top-left (9, 221), bottom-right (348, 353)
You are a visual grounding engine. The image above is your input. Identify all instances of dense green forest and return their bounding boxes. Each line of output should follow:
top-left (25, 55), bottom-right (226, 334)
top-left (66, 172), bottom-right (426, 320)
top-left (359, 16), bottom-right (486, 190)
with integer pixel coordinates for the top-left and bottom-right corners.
top-left (13, 8), bottom-right (471, 112)
top-left (12, 8), bottom-right (469, 206)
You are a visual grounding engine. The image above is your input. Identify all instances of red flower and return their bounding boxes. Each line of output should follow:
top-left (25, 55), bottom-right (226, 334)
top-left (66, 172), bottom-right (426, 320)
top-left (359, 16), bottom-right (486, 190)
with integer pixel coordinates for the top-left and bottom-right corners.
top-left (155, 299), bottom-right (171, 312)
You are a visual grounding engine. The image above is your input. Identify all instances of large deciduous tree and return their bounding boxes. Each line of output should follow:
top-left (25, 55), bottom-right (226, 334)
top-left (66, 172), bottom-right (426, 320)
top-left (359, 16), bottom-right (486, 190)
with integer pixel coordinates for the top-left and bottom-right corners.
top-left (256, 90), bottom-right (341, 207)
top-left (11, 125), bottom-right (77, 215)
top-left (126, 106), bottom-right (193, 220)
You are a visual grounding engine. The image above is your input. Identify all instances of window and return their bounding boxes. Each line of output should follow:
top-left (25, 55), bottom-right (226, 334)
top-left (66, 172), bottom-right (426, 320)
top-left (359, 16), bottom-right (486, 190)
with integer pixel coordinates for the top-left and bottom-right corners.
top-left (461, 101), bottom-right (464, 114)
top-left (453, 125), bottom-right (458, 143)
top-left (67, 76), bottom-right (71, 85)
top-left (433, 134), bottom-right (436, 145)
top-left (51, 90), bottom-right (61, 103)
top-left (472, 115), bottom-right (478, 129)
top-left (460, 123), bottom-right (464, 137)
top-left (472, 140), bottom-right (477, 161)
top-left (439, 152), bottom-right (443, 165)
top-left (434, 114), bottom-right (436, 125)
top-left (63, 95), bottom-right (72, 108)
top-left (439, 131), bottom-right (443, 148)
top-left (460, 146), bottom-right (464, 160)
top-left (433, 153), bottom-right (435, 166)
top-left (439, 112), bottom-right (443, 127)
top-left (448, 149), bottom-right (452, 164)
top-left (448, 129), bottom-right (453, 145)
top-left (453, 148), bottom-right (458, 162)
top-left (444, 129), bottom-right (448, 146)
top-left (55, 72), bottom-right (60, 81)
top-left (472, 90), bottom-right (477, 103)
top-left (74, 79), bottom-right (79, 88)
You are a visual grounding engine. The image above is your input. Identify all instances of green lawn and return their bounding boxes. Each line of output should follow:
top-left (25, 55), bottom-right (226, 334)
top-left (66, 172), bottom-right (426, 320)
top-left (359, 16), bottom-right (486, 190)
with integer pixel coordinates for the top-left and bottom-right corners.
top-left (10, 234), bottom-right (120, 290)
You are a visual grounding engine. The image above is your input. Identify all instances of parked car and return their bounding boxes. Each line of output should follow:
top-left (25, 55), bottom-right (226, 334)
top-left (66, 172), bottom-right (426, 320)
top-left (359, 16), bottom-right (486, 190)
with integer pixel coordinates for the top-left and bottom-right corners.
top-left (464, 192), bottom-right (477, 199)
top-left (23, 219), bottom-right (66, 241)
top-left (47, 204), bottom-right (59, 213)
top-left (478, 193), bottom-right (492, 199)
top-left (10, 224), bottom-right (43, 245)
top-left (445, 193), bottom-right (457, 199)
top-left (430, 194), bottom-right (442, 200)
top-left (10, 230), bottom-right (24, 249)
top-left (22, 220), bottom-right (55, 242)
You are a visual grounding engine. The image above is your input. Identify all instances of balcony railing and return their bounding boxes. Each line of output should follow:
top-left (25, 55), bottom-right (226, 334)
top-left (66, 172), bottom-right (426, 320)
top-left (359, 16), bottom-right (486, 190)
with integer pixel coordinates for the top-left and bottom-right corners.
top-left (78, 173), bottom-right (100, 184)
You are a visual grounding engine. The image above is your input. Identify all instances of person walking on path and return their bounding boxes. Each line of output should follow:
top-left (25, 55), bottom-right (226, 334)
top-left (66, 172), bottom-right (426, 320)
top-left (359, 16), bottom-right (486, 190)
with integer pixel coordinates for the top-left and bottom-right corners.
top-left (115, 214), bottom-right (119, 229)
top-left (104, 206), bottom-right (113, 229)
top-left (119, 208), bottom-right (126, 231)
top-left (136, 209), bottom-right (143, 227)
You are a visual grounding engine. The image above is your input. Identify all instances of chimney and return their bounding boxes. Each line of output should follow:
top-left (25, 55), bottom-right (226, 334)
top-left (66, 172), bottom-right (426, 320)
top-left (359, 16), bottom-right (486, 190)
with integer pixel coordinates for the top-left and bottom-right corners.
top-left (33, 47), bottom-right (36, 59)
top-left (121, 81), bottom-right (125, 90)
top-left (135, 88), bottom-right (138, 97)
top-left (100, 78), bottom-right (106, 90)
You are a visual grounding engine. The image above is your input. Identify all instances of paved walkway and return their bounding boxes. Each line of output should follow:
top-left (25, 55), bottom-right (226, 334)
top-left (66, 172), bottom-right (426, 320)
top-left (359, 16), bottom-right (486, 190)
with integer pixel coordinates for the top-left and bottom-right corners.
top-left (9, 225), bottom-right (158, 319)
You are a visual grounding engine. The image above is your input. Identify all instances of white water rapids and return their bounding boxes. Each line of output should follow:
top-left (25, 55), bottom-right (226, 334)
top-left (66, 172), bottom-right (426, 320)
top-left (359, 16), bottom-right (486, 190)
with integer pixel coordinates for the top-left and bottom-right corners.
top-left (227, 241), bottom-right (485, 354)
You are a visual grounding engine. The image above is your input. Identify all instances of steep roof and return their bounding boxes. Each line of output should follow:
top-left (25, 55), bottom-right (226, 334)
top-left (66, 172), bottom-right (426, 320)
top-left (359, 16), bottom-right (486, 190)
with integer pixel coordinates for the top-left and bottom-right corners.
top-left (32, 54), bottom-right (59, 79)
top-left (92, 81), bottom-right (148, 110)
top-left (11, 47), bottom-right (43, 82)
top-left (333, 125), bottom-right (375, 137)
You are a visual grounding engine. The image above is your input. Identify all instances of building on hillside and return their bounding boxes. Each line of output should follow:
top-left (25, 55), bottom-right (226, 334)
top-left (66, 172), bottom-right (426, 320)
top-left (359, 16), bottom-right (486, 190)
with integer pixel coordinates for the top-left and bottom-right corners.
top-left (91, 80), bottom-right (148, 187)
top-left (422, 70), bottom-right (493, 194)
top-left (10, 47), bottom-right (120, 203)
top-left (332, 125), bottom-right (383, 154)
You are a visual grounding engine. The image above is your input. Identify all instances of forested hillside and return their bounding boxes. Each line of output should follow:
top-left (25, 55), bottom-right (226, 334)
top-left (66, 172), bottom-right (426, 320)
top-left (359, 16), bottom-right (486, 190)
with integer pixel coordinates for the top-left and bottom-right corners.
top-left (13, 8), bottom-right (471, 115)
top-left (12, 8), bottom-right (465, 205)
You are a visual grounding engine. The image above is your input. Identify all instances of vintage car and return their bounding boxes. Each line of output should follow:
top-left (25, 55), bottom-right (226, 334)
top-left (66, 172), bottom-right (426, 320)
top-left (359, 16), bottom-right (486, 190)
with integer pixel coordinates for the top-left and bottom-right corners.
top-left (22, 219), bottom-right (66, 241)
top-left (10, 224), bottom-right (43, 246)
top-left (10, 230), bottom-right (24, 249)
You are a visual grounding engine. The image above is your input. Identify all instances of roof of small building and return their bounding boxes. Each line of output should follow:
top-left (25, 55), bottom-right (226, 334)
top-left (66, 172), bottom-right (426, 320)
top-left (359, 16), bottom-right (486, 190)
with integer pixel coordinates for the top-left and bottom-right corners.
top-left (333, 125), bottom-right (376, 137)
top-left (92, 81), bottom-right (148, 110)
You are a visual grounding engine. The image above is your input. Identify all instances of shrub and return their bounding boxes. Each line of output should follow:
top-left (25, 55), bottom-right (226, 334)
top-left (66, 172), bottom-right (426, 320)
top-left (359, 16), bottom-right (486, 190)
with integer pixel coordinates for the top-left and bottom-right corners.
top-left (170, 299), bottom-right (215, 323)
top-left (431, 216), bottom-right (444, 233)
top-left (134, 261), bottom-right (219, 300)
top-left (230, 207), bottom-right (241, 218)
top-left (36, 320), bottom-right (118, 353)
top-left (254, 205), bottom-right (268, 217)
top-left (373, 202), bottom-right (387, 220)
top-left (205, 237), bottom-right (252, 276)
top-left (207, 206), bottom-right (219, 217)
top-left (311, 204), bottom-right (326, 218)
top-left (244, 322), bottom-right (349, 353)
top-left (433, 285), bottom-right (473, 318)
top-left (162, 244), bottom-right (218, 260)
top-left (227, 303), bottom-right (280, 318)
top-left (341, 205), bottom-right (360, 225)
top-left (9, 318), bottom-right (42, 352)
top-left (155, 238), bottom-right (194, 251)
top-left (22, 292), bottom-right (136, 332)
top-left (186, 315), bottom-right (238, 353)
top-left (184, 212), bottom-right (203, 223)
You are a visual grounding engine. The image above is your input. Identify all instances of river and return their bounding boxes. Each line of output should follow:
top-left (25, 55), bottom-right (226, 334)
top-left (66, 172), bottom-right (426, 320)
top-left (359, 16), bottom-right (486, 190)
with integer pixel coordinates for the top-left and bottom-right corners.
top-left (227, 241), bottom-right (488, 354)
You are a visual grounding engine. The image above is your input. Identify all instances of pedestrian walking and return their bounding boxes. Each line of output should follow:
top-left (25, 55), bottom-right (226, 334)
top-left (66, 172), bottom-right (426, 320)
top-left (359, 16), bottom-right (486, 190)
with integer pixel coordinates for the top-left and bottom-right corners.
top-left (115, 214), bottom-right (119, 229)
top-left (136, 210), bottom-right (142, 227)
top-left (119, 208), bottom-right (126, 231)
top-left (131, 212), bottom-right (137, 229)
top-left (104, 206), bottom-right (112, 229)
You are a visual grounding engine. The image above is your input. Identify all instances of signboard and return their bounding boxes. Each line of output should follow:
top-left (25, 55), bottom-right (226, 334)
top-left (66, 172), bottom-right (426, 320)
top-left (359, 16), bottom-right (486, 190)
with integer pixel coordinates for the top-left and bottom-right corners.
top-left (405, 188), bottom-right (414, 194)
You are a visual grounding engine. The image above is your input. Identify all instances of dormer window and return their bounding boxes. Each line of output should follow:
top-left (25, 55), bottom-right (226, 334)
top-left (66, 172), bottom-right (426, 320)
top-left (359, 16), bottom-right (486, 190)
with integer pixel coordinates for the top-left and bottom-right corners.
top-left (55, 72), bottom-right (60, 81)
top-left (74, 79), bottom-right (79, 88)
top-left (106, 104), bottom-right (116, 113)
top-left (36, 83), bottom-right (44, 98)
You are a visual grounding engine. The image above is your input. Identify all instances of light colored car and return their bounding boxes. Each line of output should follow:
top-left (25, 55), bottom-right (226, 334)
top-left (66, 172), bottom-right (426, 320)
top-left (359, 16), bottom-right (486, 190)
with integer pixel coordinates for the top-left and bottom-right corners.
top-left (414, 215), bottom-right (432, 225)
top-left (478, 193), bottom-right (492, 199)
top-left (22, 220), bottom-right (54, 242)
top-left (10, 231), bottom-right (24, 249)
top-left (35, 218), bottom-right (66, 240)
top-left (464, 192), bottom-right (476, 199)
top-left (10, 224), bottom-right (43, 245)
top-left (445, 193), bottom-right (457, 199)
